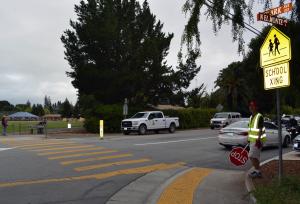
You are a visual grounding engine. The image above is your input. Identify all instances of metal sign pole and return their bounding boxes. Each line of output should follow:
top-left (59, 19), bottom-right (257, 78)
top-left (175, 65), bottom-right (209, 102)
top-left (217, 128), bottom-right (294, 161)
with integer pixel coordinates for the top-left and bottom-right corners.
top-left (276, 89), bottom-right (283, 181)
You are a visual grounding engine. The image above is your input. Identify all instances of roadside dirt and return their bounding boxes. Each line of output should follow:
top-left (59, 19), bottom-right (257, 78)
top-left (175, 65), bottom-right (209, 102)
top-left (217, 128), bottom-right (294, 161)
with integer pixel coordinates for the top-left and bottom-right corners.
top-left (253, 160), bottom-right (300, 186)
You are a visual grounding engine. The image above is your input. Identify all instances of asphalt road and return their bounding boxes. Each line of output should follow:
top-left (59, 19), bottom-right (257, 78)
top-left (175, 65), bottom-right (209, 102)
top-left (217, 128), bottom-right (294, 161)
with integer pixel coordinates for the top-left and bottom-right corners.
top-left (0, 129), bottom-right (292, 204)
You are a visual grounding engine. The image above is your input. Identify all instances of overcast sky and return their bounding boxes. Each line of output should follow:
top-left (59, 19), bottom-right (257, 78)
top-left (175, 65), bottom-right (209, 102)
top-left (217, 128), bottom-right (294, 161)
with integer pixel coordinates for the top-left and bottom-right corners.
top-left (0, 0), bottom-right (269, 105)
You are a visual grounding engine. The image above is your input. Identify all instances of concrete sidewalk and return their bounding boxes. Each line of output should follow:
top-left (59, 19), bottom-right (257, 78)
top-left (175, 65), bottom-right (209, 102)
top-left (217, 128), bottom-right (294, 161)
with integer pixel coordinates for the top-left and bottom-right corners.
top-left (107, 166), bottom-right (250, 204)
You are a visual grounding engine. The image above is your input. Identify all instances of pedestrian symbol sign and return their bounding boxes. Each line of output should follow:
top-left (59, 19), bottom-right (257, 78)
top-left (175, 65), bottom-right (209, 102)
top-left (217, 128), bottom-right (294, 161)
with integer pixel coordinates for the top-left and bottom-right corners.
top-left (260, 26), bottom-right (291, 68)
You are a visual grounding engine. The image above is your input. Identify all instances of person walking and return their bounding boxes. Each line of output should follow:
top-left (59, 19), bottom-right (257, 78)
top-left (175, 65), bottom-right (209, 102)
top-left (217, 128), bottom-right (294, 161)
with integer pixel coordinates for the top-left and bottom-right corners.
top-left (248, 101), bottom-right (266, 178)
top-left (268, 39), bottom-right (273, 56)
top-left (1, 115), bottom-right (8, 136)
top-left (274, 34), bottom-right (280, 56)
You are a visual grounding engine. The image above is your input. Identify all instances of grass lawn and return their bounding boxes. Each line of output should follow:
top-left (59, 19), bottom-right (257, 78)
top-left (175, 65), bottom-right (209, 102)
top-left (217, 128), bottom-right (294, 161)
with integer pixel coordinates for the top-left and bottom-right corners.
top-left (0, 120), bottom-right (84, 134)
top-left (253, 176), bottom-right (300, 204)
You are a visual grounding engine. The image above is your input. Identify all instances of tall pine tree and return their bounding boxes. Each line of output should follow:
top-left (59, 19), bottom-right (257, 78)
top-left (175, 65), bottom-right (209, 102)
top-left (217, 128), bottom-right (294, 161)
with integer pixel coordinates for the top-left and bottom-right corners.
top-left (61, 0), bottom-right (178, 106)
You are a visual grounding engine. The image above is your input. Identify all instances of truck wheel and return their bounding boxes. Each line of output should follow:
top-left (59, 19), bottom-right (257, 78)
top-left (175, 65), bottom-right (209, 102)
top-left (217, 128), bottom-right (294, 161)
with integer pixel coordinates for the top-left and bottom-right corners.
top-left (169, 123), bottom-right (176, 133)
top-left (138, 124), bottom-right (147, 135)
top-left (123, 131), bottom-right (130, 135)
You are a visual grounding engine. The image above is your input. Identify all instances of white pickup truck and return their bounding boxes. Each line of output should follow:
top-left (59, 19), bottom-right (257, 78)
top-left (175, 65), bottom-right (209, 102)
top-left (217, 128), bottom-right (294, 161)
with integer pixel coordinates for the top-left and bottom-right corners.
top-left (121, 111), bottom-right (179, 135)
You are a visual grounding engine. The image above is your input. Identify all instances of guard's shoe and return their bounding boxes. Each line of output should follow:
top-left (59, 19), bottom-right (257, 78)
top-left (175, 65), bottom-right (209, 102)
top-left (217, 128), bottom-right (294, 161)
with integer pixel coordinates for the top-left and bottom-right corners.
top-left (248, 171), bottom-right (262, 178)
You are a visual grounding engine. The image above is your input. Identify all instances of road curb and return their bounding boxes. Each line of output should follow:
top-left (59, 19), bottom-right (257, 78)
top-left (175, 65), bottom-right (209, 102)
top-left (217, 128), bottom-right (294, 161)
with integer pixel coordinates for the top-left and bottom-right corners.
top-left (106, 166), bottom-right (189, 204)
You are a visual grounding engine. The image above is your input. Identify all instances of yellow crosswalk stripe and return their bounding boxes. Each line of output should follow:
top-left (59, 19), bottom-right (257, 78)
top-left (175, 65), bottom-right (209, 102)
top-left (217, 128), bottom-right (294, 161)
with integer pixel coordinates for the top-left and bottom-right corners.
top-left (48, 150), bottom-right (118, 160)
top-left (15, 141), bottom-right (75, 148)
top-left (38, 147), bottom-right (106, 156)
top-left (21, 143), bottom-right (79, 150)
top-left (0, 162), bottom-right (185, 188)
top-left (31, 145), bottom-right (95, 152)
top-left (157, 168), bottom-right (212, 204)
top-left (61, 153), bottom-right (133, 165)
top-left (74, 158), bottom-right (151, 171)
top-left (4, 139), bottom-right (67, 145)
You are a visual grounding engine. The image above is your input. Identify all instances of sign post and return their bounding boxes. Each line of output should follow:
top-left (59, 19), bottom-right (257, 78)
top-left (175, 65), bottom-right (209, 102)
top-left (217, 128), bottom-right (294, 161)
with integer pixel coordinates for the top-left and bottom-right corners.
top-left (260, 26), bottom-right (291, 181)
top-left (99, 120), bottom-right (104, 140)
top-left (123, 98), bottom-right (128, 119)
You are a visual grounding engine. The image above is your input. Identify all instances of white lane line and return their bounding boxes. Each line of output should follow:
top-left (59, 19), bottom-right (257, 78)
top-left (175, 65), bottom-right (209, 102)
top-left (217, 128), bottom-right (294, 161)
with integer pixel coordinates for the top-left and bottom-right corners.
top-left (134, 137), bottom-right (217, 146)
top-left (0, 148), bottom-right (14, 151)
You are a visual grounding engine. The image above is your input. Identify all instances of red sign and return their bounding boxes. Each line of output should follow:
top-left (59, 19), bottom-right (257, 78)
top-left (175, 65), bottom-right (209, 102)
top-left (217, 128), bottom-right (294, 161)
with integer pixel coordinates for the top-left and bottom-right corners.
top-left (229, 147), bottom-right (249, 166)
top-left (264, 3), bottom-right (293, 16)
top-left (257, 13), bottom-right (288, 27)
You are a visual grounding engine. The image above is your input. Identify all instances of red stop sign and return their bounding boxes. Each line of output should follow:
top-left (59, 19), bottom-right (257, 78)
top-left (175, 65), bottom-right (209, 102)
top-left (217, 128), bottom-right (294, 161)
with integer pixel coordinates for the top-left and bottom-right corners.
top-left (229, 147), bottom-right (249, 166)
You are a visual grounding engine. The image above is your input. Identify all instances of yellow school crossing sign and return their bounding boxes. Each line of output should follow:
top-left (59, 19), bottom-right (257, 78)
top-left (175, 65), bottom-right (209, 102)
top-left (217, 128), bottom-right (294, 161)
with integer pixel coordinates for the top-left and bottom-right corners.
top-left (260, 26), bottom-right (291, 68)
top-left (263, 62), bottom-right (290, 90)
top-left (260, 26), bottom-right (291, 90)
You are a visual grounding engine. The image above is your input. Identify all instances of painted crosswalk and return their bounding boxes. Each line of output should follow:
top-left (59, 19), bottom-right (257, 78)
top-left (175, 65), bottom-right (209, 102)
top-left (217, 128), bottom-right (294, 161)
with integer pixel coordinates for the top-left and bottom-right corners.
top-left (0, 139), bottom-right (184, 189)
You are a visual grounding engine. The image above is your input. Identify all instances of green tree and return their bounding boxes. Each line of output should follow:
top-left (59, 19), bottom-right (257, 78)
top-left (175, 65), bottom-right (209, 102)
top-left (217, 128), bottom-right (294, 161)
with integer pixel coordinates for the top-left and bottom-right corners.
top-left (215, 61), bottom-right (249, 112)
top-left (44, 95), bottom-right (53, 113)
top-left (0, 101), bottom-right (14, 111)
top-left (15, 104), bottom-right (29, 112)
top-left (73, 101), bottom-right (81, 118)
top-left (61, 0), bottom-right (179, 106)
top-left (182, 0), bottom-right (300, 55)
top-left (60, 99), bottom-right (73, 118)
top-left (186, 83), bottom-right (206, 108)
top-left (31, 104), bottom-right (45, 116)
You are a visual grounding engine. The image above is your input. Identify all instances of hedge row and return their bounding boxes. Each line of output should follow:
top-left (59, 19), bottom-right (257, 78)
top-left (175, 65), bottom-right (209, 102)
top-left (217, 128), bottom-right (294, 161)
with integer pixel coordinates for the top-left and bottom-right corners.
top-left (163, 108), bottom-right (217, 129)
top-left (84, 105), bottom-right (217, 133)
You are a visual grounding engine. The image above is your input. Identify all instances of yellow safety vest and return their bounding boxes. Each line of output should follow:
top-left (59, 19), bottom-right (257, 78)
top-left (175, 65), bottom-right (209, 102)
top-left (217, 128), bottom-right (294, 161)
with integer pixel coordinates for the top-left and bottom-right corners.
top-left (248, 113), bottom-right (266, 143)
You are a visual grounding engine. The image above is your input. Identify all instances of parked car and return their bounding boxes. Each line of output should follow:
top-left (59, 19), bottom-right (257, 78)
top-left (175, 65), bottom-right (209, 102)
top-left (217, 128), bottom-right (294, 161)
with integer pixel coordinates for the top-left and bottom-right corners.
top-left (210, 112), bottom-right (241, 129)
top-left (218, 120), bottom-right (292, 149)
top-left (293, 135), bottom-right (300, 151)
top-left (121, 111), bottom-right (179, 135)
top-left (282, 114), bottom-right (293, 126)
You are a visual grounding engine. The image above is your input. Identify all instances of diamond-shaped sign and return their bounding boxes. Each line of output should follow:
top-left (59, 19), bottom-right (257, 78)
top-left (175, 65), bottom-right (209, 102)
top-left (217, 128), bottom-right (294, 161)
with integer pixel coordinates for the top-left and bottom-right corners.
top-left (260, 26), bottom-right (291, 68)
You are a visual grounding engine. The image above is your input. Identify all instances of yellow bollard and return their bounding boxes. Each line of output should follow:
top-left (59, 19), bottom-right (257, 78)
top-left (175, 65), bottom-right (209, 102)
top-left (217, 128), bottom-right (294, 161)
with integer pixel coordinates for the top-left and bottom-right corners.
top-left (99, 120), bottom-right (104, 140)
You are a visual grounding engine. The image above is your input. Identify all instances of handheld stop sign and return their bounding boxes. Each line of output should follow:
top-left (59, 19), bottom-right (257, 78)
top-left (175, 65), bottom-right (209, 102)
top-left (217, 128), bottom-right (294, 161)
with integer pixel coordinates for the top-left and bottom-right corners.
top-left (229, 145), bottom-right (249, 166)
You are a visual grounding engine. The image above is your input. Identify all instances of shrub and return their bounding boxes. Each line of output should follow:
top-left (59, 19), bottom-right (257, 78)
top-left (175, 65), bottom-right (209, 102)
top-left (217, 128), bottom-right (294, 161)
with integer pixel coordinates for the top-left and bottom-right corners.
top-left (84, 104), bottom-right (141, 133)
top-left (164, 108), bottom-right (217, 129)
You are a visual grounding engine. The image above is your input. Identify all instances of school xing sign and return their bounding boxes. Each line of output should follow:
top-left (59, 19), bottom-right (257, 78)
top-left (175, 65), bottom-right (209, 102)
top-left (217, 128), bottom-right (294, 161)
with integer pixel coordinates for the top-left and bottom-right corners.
top-left (263, 62), bottom-right (290, 90)
top-left (260, 26), bottom-right (291, 68)
top-left (260, 26), bottom-right (291, 90)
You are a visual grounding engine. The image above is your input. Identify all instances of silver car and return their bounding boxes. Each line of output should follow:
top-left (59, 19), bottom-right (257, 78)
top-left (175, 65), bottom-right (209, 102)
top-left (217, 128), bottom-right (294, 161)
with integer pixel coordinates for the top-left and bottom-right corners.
top-left (218, 120), bottom-right (292, 149)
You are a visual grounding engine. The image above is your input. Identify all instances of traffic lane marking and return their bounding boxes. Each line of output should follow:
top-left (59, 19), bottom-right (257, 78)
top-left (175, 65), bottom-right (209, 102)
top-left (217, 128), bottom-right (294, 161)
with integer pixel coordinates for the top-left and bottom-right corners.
top-left (0, 162), bottom-right (185, 188)
top-left (48, 150), bottom-right (118, 160)
top-left (134, 136), bottom-right (217, 146)
top-left (61, 154), bottom-right (134, 165)
top-left (38, 147), bottom-right (106, 156)
top-left (0, 148), bottom-right (15, 151)
top-left (74, 158), bottom-right (151, 172)
top-left (30, 145), bottom-right (96, 152)
top-left (157, 168), bottom-right (213, 204)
